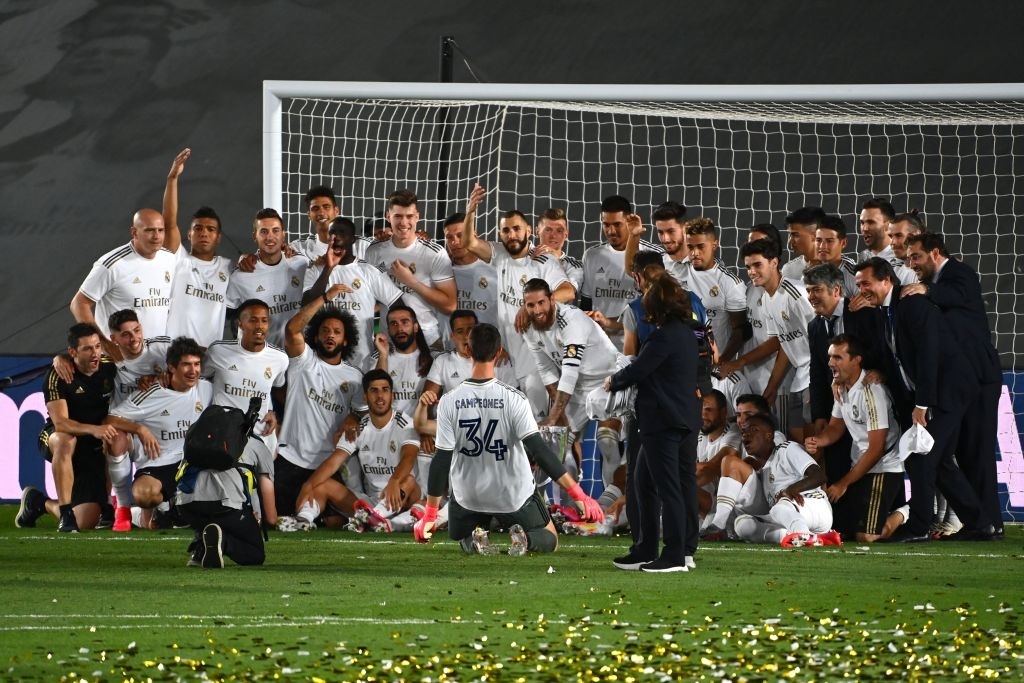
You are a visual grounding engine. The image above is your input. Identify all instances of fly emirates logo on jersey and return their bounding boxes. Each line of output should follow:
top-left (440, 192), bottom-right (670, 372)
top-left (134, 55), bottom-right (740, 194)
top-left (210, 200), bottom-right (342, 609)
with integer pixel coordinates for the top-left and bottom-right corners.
top-left (221, 376), bottom-right (267, 402)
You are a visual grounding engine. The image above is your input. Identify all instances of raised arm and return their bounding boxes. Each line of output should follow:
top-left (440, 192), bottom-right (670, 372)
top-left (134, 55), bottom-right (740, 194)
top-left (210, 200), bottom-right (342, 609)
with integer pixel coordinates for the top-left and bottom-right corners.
top-left (461, 183), bottom-right (493, 262)
top-left (162, 148), bottom-right (190, 254)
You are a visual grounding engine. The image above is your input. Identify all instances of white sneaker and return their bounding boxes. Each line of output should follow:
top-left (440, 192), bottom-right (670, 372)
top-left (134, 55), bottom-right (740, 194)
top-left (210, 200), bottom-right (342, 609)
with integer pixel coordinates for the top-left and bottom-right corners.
top-left (684, 556), bottom-right (696, 570)
top-left (277, 515), bottom-right (315, 532)
top-left (508, 524), bottom-right (529, 556)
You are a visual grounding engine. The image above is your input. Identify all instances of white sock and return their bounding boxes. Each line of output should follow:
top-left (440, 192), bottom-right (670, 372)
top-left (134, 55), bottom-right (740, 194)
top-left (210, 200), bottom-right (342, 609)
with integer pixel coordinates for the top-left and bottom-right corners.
top-left (734, 514), bottom-right (787, 544)
top-left (769, 499), bottom-right (810, 535)
top-left (156, 501), bottom-right (171, 512)
top-left (131, 506), bottom-right (144, 528)
top-left (297, 500), bottom-right (320, 524)
top-left (598, 484), bottom-right (621, 510)
top-left (389, 509), bottom-right (415, 532)
top-left (596, 427), bottom-right (621, 487)
top-left (710, 477), bottom-right (742, 530)
top-left (435, 503), bottom-right (450, 526)
top-left (106, 453), bottom-right (133, 508)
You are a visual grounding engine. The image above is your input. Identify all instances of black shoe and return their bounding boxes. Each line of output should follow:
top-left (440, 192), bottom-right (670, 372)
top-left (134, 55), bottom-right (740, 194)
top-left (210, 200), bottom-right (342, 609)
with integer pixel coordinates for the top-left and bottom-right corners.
top-left (640, 558), bottom-right (688, 573)
top-left (96, 503), bottom-right (115, 530)
top-left (940, 525), bottom-right (996, 542)
top-left (613, 553), bottom-right (655, 571)
top-left (15, 486), bottom-right (46, 528)
top-left (878, 527), bottom-right (931, 543)
top-left (993, 526), bottom-right (1005, 540)
top-left (201, 524), bottom-right (224, 568)
top-left (58, 510), bottom-right (80, 534)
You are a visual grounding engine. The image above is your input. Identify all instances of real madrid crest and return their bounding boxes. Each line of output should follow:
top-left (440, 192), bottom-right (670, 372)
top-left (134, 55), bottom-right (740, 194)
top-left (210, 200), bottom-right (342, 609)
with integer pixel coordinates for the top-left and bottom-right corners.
top-left (352, 278), bottom-right (362, 290)
top-left (781, 310), bottom-right (790, 321)
top-left (340, 381), bottom-right (350, 393)
top-left (219, 271), bottom-right (227, 282)
top-left (195, 401), bottom-right (204, 413)
top-left (389, 440), bottom-right (397, 452)
top-left (479, 276), bottom-right (489, 289)
top-left (519, 274), bottom-right (527, 286)
top-left (408, 263), bottom-right (417, 274)
top-left (164, 271), bottom-right (171, 283)
top-left (291, 276), bottom-right (301, 288)
top-left (851, 404), bottom-right (860, 420)
top-left (264, 367), bottom-right (272, 379)
top-left (710, 285), bottom-right (720, 298)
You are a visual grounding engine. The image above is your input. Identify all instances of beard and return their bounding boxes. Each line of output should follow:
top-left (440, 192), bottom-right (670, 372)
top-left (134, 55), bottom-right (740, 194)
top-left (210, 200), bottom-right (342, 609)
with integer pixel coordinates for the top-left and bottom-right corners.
top-left (312, 339), bottom-right (343, 361)
top-left (392, 334), bottom-right (417, 352)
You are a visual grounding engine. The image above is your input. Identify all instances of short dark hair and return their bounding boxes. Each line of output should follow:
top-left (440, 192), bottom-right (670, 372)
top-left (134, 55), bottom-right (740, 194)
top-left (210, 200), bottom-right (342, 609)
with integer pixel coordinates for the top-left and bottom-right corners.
top-left (892, 209), bottom-right (927, 234)
top-left (601, 195), bottom-right (632, 214)
top-left (522, 278), bottom-right (552, 298)
top-left (362, 368), bottom-right (393, 392)
top-left (861, 196), bottom-right (896, 221)
top-left (253, 208), bottom-right (283, 229)
top-left (828, 332), bottom-right (864, 362)
top-left (502, 209), bottom-right (528, 224)
top-left (631, 250), bottom-right (665, 274)
top-left (328, 216), bottom-right (356, 237)
top-left (749, 223), bottom-right (783, 253)
top-left (739, 238), bottom-right (779, 262)
top-left (802, 263), bottom-right (845, 291)
top-left (651, 200), bottom-right (687, 223)
top-left (107, 309), bottom-right (139, 333)
top-left (192, 206), bottom-right (222, 232)
top-left (853, 256), bottom-right (897, 284)
top-left (364, 212), bottom-right (390, 237)
top-left (735, 392), bottom-right (771, 415)
top-left (906, 232), bottom-right (950, 258)
top-left (306, 308), bottom-right (359, 362)
top-left (469, 323), bottom-right (502, 363)
top-left (442, 212), bottom-right (466, 228)
top-left (785, 206), bottom-right (826, 228)
top-left (685, 217), bottom-right (717, 238)
top-left (304, 186), bottom-right (338, 209)
top-left (704, 388), bottom-right (728, 411)
top-left (387, 189), bottom-right (418, 211)
top-left (68, 323), bottom-right (101, 349)
top-left (745, 412), bottom-right (777, 434)
top-left (237, 298), bottom-right (270, 318)
top-left (167, 336), bottom-right (203, 368)
top-left (449, 309), bottom-right (478, 327)
top-left (819, 214), bottom-right (847, 239)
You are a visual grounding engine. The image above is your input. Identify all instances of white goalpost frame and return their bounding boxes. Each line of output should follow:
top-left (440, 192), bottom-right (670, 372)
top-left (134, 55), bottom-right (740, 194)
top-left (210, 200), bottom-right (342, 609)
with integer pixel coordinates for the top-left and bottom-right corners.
top-left (262, 80), bottom-right (1024, 519)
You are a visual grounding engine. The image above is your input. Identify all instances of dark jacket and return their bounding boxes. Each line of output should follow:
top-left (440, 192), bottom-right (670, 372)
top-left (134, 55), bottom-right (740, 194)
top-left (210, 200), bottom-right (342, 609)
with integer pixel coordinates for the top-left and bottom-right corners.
top-left (609, 316), bottom-right (700, 435)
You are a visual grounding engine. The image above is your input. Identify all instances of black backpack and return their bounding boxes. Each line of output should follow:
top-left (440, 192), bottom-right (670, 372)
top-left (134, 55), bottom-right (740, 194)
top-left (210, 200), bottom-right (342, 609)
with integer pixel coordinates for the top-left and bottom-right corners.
top-left (183, 397), bottom-right (262, 470)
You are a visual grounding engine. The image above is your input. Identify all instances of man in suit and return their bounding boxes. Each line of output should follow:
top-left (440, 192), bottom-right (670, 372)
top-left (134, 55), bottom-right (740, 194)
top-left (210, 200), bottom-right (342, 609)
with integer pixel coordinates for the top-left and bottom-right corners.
top-left (902, 233), bottom-right (1004, 537)
top-left (852, 257), bottom-right (995, 542)
top-left (803, 263), bottom-right (893, 535)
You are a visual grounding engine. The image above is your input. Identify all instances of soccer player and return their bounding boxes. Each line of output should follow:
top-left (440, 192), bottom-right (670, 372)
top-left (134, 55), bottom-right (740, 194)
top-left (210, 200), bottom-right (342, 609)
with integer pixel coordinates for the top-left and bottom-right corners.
top-left (105, 336), bottom-right (213, 530)
top-left (523, 278), bottom-right (626, 486)
top-left (292, 185), bottom-right (372, 267)
top-left (442, 211), bottom-right (499, 336)
top-left (368, 304), bottom-right (434, 413)
top-left (813, 214), bottom-right (859, 297)
top-left (162, 148), bottom-right (233, 347)
top-left (580, 196), bottom-right (651, 351)
top-left (364, 189), bottom-right (457, 346)
top-left (303, 216), bottom-right (404, 368)
top-left (458, 183), bottom-right (573, 413)
top-left (203, 299), bottom-right (288, 475)
top-left (425, 310), bottom-right (519, 396)
top-left (652, 200), bottom-right (692, 285)
top-left (732, 414), bottom-right (841, 547)
top-left (695, 390), bottom-right (741, 530)
top-left (413, 323), bottom-right (603, 555)
top-left (857, 197), bottom-right (915, 285)
top-left (70, 207), bottom-right (177, 349)
top-left (738, 229), bottom-right (785, 396)
top-left (803, 334), bottom-right (904, 542)
top-left (780, 206), bottom-right (826, 281)
top-left (17, 323), bottom-right (117, 533)
top-left (534, 207), bottom-right (584, 294)
top-left (225, 209), bottom-right (309, 348)
top-left (293, 369), bottom-right (421, 533)
top-left (887, 209), bottom-right (926, 260)
top-left (684, 217), bottom-right (748, 364)
top-left (273, 289), bottom-right (365, 526)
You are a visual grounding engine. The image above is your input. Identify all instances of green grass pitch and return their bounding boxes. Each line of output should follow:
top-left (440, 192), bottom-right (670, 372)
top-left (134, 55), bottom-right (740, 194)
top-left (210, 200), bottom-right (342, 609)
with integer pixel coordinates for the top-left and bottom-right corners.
top-left (1, 506), bottom-right (1021, 682)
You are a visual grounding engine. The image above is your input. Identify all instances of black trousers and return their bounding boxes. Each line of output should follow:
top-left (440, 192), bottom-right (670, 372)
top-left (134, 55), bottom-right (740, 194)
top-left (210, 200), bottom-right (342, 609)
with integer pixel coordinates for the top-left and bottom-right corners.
top-left (956, 380), bottom-right (1002, 530)
top-left (180, 501), bottom-right (265, 566)
top-left (633, 427), bottom-right (698, 563)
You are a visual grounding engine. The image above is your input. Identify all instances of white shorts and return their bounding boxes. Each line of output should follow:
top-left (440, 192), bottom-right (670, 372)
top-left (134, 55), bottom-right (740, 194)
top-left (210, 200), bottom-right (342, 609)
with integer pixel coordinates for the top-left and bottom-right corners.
top-left (771, 489), bottom-right (833, 533)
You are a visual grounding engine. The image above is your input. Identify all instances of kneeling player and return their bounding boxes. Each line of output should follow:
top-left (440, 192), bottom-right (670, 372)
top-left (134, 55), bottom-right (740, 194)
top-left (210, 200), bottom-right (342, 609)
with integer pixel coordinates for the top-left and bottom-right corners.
top-left (414, 323), bottom-right (603, 555)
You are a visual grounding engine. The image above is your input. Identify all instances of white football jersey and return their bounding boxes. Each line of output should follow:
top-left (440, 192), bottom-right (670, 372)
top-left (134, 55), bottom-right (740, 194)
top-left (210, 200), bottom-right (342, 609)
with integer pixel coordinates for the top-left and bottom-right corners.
top-left (560, 254), bottom-right (584, 294)
top-left (581, 242), bottom-right (643, 350)
top-left (435, 378), bottom-right (538, 513)
top-left (688, 262), bottom-right (747, 357)
top-left (426, 350), bottom-right (520, 394)
top-left (365, 238), bottom-right (454, 339)
top-left (833, 370), bottom-right (903, 474)
top-left (79, 242), bottom-right (177, 338)
top-left (292, 233), bottom-right (371, 265)
top-left (763, 278), bottom-right (815, 392)
top-left (203, 339), bottom-right (288, 412)
top-left (524, 303), bottom-right (622, 395)
top-left (711, 372), bottom-right (752, 418)
top-left (365, 348), bottom-right (430, 416)
top-left (166, 246), bottom-right (232, 347)
top-left (760, 441), bottom-right (825, 502)
top-left (323, 260), bottom-right (403, 368)
top-left (341, 410), bottom-right (420, 504)
top-left (277, 346), bottom-right (366, 470)
top-left (111, 379), bottom-right (213, 469)
top-left (224, 255), bottom-right (309, 348)
top-left (779, 255), bottom-right (808, 282)
top-left (660, 252), bottom-right (693, 289)
top-left (489, 242), bottom-right (569, 328)
top-left (697, 422), bottom-right (741, 464)
top-left (451, 259), bottom-right (499, 327)
top-left (112, 337), bottom-right (171, 407)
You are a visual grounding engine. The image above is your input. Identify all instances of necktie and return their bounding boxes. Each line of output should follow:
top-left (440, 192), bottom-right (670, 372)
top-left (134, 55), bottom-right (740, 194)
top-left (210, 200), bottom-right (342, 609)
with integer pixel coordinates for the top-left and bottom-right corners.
top-left (825, 314), bottom-right (838, 338)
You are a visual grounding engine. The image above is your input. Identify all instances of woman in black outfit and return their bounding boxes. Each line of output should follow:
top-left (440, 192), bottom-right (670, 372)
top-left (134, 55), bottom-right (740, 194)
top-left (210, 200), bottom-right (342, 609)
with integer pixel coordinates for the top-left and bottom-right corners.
top-left (607, 271), bottom-right (701, 573)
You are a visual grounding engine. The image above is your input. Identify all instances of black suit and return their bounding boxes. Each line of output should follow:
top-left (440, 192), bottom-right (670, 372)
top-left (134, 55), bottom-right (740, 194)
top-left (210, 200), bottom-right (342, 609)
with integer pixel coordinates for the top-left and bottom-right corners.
top-left (925, 258), bottom-right (1003, 529)
top-left (611, 316), bottom-right (700, 564)
top-left (886, 283), bottom-right (991, 534)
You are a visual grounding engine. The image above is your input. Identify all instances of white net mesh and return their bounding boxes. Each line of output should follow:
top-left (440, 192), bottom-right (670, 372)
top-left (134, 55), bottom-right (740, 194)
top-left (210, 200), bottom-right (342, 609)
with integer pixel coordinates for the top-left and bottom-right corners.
top-left (275, 93), bottom-right (1024, 520)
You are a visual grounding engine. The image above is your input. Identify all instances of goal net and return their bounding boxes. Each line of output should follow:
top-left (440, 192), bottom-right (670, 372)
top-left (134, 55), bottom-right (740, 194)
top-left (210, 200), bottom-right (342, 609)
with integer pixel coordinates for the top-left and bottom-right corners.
top-left (264, 81), bottom-right (1024, 522)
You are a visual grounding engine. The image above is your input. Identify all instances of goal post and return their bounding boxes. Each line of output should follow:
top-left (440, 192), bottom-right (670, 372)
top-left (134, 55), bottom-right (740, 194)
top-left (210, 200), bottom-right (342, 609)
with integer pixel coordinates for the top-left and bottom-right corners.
top-left (262, 81), bottom-right (1024, 521)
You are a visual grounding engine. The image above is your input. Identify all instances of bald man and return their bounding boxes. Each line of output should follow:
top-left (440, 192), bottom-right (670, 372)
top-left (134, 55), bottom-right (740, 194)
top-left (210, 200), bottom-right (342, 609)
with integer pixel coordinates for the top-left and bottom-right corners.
top-left (71, 208), bottom-right (177, 354)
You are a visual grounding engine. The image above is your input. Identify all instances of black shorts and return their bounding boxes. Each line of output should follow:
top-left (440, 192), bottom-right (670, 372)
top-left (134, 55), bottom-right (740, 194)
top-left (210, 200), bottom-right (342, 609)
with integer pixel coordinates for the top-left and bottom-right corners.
top-left (847, 471), bottom-right (905, 535)
top-left (447, 490), bottom-right (552, 542)
top-left (178, 500), bottom-right (265, 566)
top-left (38, 425), bottom-right (108, 506)
top-left (135, 463), bottom-right (181, 502)
top-left (274, 455), bottom-right (344, 516)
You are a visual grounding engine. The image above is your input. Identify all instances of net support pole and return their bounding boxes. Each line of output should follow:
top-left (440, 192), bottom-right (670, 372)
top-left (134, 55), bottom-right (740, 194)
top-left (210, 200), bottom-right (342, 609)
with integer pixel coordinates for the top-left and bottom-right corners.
top-left (435, 36), bottom-right (456, 223)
